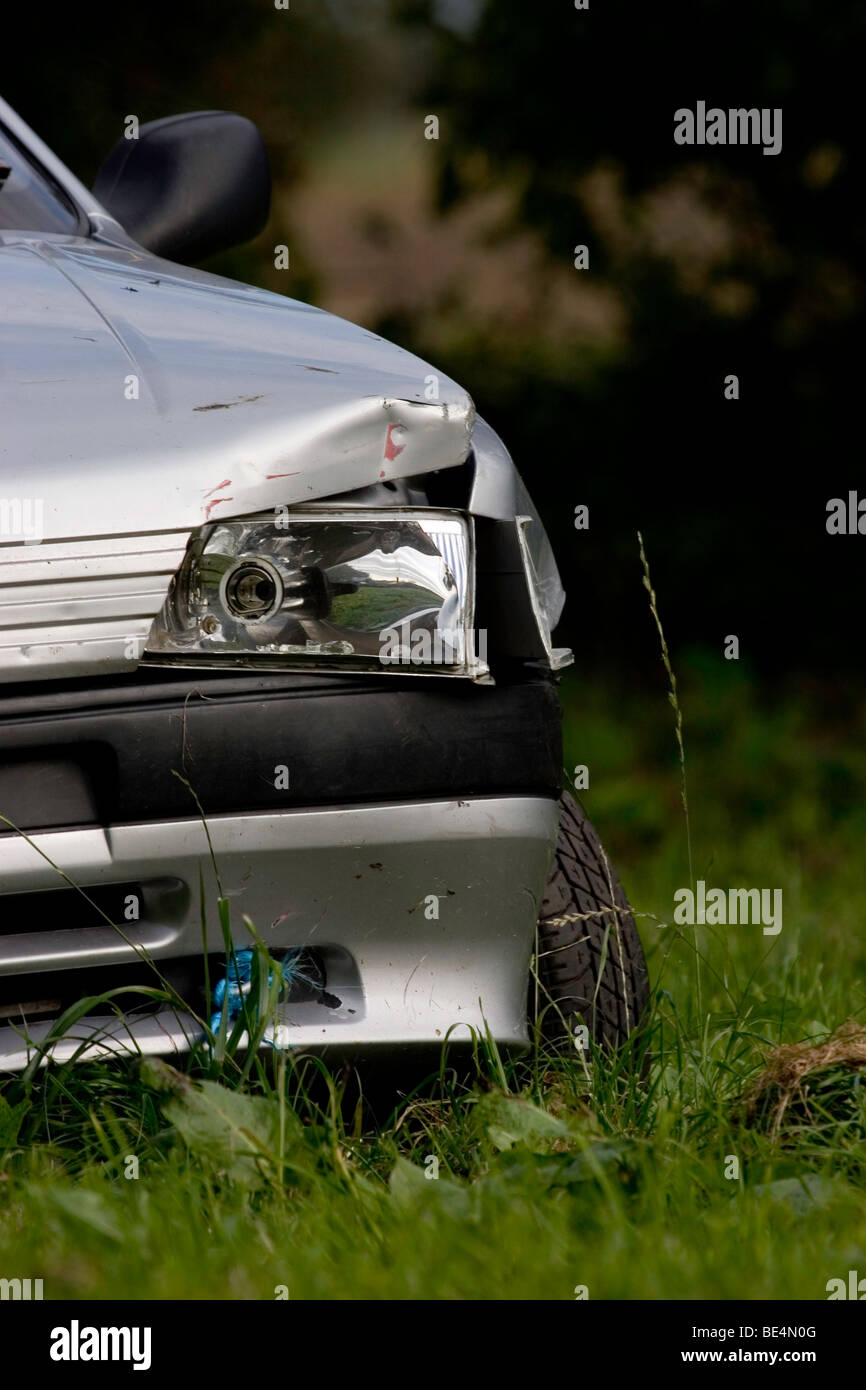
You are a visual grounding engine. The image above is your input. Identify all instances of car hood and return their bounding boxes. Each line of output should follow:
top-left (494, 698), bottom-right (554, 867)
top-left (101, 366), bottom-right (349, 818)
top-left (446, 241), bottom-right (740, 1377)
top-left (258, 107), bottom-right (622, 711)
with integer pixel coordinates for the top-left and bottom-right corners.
top-left (0, 234), bottom-right (475, 541)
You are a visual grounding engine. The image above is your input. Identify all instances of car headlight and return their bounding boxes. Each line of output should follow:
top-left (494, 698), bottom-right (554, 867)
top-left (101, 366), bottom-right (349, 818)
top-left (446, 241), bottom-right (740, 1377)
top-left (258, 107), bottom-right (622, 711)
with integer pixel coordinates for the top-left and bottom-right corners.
top-left (144, 508), bottom-right (488, 678)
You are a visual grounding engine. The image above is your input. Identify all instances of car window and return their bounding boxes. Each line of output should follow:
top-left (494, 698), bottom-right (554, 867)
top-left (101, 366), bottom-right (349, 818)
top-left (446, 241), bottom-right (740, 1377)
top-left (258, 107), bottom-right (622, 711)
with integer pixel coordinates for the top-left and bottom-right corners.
top-left (0, 127), bottom-right (79, 233)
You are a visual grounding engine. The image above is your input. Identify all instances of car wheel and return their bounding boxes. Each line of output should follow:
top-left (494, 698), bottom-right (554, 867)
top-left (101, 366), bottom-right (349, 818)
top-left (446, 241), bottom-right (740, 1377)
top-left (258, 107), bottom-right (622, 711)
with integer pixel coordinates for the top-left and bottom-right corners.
top-left (535, 791), bottom-right (649, 1048)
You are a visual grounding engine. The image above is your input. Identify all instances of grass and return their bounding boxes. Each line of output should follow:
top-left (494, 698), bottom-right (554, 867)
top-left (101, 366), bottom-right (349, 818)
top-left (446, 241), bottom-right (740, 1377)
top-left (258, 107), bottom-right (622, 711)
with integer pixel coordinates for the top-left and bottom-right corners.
top-left (1, 606), bottom-right (865, 1298)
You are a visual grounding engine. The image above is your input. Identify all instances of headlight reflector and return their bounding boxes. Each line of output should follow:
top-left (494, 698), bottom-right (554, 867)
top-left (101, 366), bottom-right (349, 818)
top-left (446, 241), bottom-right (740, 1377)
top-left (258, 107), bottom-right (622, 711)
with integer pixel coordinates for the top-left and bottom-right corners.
top-left (145, 509), bottom-right (487, 678)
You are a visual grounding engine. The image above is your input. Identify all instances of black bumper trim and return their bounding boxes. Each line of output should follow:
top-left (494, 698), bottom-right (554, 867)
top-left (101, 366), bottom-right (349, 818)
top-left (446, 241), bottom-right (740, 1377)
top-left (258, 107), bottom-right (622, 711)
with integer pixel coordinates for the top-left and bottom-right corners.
top-left (0, 671), bottom-right (562, 833)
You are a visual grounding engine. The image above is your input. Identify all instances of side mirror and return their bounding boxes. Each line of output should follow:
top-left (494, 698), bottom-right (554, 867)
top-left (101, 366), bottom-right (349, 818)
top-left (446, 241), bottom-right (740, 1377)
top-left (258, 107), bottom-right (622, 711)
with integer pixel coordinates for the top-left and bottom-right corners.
top-left (92, 111), bottom-right (270, 263)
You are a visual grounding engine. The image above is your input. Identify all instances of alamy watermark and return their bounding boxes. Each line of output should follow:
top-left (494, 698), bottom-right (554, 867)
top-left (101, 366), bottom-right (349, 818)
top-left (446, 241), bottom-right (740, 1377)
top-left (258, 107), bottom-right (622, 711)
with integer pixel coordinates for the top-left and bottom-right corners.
top-left (50, 1321), bottom-right (151, 1371)
top-left (673, 879), bottom-right (782, 935)
top-left (674, 102), bottom-right (782, 156)
top-left (826, 493), bottom-right (866, 534)
top-left (0, 1276), bottom-right (43, 1299)
top-left (0, 497), bottom-right (44, 544)
top-left (378, 626), bottom-right (487, 667)
top-left (826, 1270), bottom-right (866, 1299)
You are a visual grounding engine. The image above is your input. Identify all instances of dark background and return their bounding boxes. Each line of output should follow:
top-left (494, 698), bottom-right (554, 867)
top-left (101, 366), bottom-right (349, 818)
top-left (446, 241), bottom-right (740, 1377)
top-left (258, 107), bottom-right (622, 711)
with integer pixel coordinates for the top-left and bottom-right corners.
top-left (5, 0), bottom-right (863, 688)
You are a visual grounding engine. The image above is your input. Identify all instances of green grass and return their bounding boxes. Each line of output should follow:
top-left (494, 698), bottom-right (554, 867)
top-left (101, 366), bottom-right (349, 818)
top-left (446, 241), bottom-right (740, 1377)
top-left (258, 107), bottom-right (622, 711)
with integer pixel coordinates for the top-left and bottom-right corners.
top-left (1, 648), bottom-right (865, 1299)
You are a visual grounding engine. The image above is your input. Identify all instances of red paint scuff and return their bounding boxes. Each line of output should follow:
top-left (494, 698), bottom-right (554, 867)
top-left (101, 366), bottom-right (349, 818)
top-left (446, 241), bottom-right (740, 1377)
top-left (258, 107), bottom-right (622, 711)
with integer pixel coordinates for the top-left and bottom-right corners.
top-left (203, 479), bottom-right (232, 498)
top-left (204, 497), bottom-right (233, 521)
top-left (384, 424), bottom-right (406, 461)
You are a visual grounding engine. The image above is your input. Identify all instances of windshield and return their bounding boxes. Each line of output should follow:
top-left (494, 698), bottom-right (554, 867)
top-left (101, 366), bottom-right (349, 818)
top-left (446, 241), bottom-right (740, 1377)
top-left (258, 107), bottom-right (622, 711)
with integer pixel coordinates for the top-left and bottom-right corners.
top-left (0, 127), bottom-right (79, 233)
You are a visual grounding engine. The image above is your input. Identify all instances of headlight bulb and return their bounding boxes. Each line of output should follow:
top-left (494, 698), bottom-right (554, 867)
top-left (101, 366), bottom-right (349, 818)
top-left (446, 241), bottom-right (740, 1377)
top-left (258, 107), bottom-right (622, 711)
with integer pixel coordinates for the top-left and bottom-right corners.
top-left (221, 559), bottom-right (283, 621)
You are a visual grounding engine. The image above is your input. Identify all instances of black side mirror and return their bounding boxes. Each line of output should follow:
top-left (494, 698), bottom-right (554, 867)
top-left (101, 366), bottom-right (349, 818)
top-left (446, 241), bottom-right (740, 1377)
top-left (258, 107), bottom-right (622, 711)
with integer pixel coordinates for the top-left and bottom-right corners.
top-left (92, 111), bottom-right (270, 263)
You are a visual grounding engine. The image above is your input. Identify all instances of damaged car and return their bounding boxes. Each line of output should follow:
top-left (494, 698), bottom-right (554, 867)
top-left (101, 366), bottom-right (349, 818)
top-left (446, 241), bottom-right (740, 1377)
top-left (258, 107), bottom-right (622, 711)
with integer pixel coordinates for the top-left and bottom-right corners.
top-left (0, 101), bottom-right (648, 1071)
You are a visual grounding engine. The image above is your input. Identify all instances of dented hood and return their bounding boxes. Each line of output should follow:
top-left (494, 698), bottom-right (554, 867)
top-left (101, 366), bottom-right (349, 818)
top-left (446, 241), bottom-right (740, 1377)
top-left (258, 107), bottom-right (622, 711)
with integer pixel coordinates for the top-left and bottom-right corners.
top-left (0, 235), bottom-right (474, 541)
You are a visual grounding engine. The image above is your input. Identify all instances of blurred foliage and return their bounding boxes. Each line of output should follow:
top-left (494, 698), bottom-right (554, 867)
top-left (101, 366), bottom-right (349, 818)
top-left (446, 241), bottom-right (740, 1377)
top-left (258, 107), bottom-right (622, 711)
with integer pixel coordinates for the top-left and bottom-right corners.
top-left (393, 0), bottom-right (866, 677)
top-left (4, 1), bottom-right (397, 183)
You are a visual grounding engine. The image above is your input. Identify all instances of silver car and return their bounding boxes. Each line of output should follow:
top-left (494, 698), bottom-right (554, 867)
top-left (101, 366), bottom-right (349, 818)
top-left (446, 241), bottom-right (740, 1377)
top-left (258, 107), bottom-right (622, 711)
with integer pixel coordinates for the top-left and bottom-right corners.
top-left (0, 100), bottom-right (648, 1071)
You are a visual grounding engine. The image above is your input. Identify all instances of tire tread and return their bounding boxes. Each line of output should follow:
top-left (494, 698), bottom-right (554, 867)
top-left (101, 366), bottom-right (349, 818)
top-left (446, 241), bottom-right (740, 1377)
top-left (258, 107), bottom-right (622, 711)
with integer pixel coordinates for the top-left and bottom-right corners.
top-left (537, 791), bottom-right (649, 1046)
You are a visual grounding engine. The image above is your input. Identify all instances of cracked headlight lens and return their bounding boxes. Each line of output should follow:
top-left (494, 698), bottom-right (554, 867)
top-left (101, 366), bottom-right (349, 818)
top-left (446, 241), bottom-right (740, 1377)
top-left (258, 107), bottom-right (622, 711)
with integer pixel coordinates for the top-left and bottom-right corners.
top-left (145, 508), bottom-right (487, 678)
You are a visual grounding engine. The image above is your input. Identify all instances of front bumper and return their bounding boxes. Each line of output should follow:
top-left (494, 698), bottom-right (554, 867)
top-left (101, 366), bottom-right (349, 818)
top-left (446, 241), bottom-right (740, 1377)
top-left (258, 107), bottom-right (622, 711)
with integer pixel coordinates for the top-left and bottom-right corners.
top-left (0, 672), bottom-right (561, 1070)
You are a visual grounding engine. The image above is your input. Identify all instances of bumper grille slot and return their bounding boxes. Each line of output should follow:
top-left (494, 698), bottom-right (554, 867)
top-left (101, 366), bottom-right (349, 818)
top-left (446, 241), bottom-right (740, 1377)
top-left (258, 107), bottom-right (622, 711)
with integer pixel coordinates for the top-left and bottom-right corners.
top-left (0, 955), bottom-right (210, 1028)
top-left (0, 881), bottom-right (144, 937)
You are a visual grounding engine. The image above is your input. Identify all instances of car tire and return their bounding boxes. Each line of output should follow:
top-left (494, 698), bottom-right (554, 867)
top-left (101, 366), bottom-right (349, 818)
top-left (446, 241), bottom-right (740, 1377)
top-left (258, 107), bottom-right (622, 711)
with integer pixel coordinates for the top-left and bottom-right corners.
top-left (535, 791), bottom-right (649, 1048)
